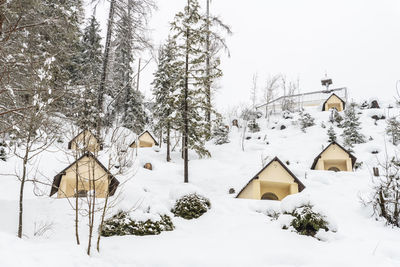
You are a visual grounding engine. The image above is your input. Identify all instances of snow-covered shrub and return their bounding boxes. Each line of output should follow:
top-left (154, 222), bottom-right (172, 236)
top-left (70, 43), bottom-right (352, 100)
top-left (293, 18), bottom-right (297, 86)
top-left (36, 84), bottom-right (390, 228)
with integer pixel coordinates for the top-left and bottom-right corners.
top-left (354, 162), bottom-right (363, 170)
top-left (287, 204), bottom-right (330, 237)
top-left (386, 117), bottom-right (400, 145)
top-left (369, 109), bottom-right (386, 121)
top-left (341, 103), bottom-right (365, 148)
top-left (248, 119), bottom-right (260, 133)
top-left (364, 157), bottom-right (400, 227)
top-left (327, 126), bottom-right (337, 143)
top-left (171, 193), bottom-right (211, 220)
top-left (278, 194), bottom-right (336, 239)
top-left (213, 117), bottom-right (230, 145)
top-left (282, 110), bottom-right (293, 119)
top-left (372, 115), bottom-right (386, 122)
top-left (100, 210), bottom-right (174, 237)
top-left (0, 138), bottom-right (6, 161)
top-left (299, 111), bottom-right (315, 132)
top-left (329, 109), bottom-right (343, 127)
top-left (360, 100), bottom-right (369, 109)
top-left (240, 108), bottom-right (258, 121)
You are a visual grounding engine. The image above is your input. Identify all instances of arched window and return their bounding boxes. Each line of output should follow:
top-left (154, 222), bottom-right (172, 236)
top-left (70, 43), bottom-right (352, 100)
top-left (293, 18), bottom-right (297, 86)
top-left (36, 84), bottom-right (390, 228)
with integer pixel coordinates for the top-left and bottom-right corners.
top-left (328, 166), bottom-right (340, 172)
top-left (261, 192), bottom-right (279, 200)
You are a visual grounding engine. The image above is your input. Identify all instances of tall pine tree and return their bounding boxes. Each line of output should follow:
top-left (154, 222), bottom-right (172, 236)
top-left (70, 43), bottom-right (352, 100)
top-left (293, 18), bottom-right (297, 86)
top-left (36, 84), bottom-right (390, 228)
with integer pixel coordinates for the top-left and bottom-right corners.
top-left (171, 0), bottom-right (211, 183)
top-left (152, 37), bottom-right (182, 162)
top-left (341, 103), bottom-right (365, 148)
top-left (110, 4), bottom-right (146, 132)
top-left (203, 0), bottom-right (231, 134)
top-left (74, 15), bottom-right (103, 130)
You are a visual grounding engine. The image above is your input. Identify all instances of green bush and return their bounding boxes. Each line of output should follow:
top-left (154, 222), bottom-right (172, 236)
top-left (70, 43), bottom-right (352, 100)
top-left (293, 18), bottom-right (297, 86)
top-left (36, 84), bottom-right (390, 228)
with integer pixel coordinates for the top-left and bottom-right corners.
top-left (100, 210), bottom-right (174, 237)
top-left (171, 193), bottom-right (211, 219)
top-left (286, 204), bottom-right (330, 237)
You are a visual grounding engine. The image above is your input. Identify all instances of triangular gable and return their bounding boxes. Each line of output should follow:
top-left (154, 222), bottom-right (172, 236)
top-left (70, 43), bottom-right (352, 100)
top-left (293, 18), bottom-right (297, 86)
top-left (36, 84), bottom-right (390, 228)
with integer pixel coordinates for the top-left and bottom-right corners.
top-left (68, 129), bottom-right (102, 150)
top-left (129, 130), bottom-right (159, 147)
top-left (236, 157), bottom-right (305, 198)
top-left (322, 93), bottom-right (346, 111)
top-left (310, 141), bottom-right (357, 169)
top-left (50, 152), bottom-right (119, 197)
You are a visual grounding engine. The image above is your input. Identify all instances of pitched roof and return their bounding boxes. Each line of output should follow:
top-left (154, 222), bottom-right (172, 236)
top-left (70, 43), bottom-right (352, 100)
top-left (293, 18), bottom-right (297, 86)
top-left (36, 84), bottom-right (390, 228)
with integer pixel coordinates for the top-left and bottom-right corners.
top-left (322, 93), bottom-right (346, 111)
top-left (50, 152), bottom-right (119, 197)
top-left (129, 130), bottom-right (159, 147)
top-left (67, 129), bottom-right (102, 150)
top-left (310, 141), bottom-right (357, 169)
top-left (236, 157), bottom-right (305, 198)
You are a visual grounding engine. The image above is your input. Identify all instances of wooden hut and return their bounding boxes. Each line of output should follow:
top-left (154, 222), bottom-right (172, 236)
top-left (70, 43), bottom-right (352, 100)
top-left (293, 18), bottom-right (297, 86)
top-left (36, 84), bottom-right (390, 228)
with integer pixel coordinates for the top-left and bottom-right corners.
top-left (322, 93), bottom-right (345, 111)
top-left (130, 130), bottom-right (159, 148)
top-left (68, 129), bottom-right (103, 153)
top-left (50, 152), bottom-right (119, 198)
top-left (311, 141), bottom-right (356, 172)
top-left (236, 157), bottom-right (305, 201)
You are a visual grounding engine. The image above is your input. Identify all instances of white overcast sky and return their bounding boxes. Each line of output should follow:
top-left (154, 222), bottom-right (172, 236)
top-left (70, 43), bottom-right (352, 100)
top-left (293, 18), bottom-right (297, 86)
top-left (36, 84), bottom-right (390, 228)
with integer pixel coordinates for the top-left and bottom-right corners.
top-left (87, 0), bottom-right (400, 110)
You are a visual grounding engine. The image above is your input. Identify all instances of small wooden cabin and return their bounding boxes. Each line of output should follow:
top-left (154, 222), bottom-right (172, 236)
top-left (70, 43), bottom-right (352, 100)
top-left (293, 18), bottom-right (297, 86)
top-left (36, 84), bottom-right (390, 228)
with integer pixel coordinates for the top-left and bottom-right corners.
top-left (50, 152), bottom-right (119, 198)
top-left (322, 93), bottom-right (345, 112)
top-left (68, 129), bottom-right (103, 153)
top-left (236, 157), bottom-right (305, 201)
top-left (130, 130), bottom-right (159, 148)
top-left (311, 141), bottom-right (356, 172)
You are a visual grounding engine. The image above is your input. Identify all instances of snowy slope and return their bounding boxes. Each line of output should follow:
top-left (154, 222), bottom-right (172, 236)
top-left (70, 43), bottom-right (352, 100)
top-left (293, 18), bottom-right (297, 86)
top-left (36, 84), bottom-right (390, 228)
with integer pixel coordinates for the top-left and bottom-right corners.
top-left (1, 102), bottom-right (400, 267)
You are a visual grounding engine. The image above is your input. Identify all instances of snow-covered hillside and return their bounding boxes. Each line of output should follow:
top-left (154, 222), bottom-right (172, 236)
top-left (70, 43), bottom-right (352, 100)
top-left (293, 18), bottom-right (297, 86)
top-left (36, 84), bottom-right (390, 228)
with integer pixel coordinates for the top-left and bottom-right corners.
top-left (1, 101), bottom-right (400, 267)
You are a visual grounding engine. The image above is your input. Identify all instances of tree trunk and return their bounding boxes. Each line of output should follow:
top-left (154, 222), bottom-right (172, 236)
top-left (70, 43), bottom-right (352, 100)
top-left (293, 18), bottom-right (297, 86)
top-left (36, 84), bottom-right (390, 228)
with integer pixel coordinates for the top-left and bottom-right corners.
top-left (18, 158), bottom-right (27, 238)
top-left (378, 190), bottom-right (387, 222)
top-left (75, 159), bottom-right (80, 245)
top-left (167, 121), bottom-right (171, 162)
top-left (205, 0), bottom-right (211, 126)
top-left (96, 192), bottom-right (109, 252)
top-left (98, 0), bottom-right (115, 131)
top-left (159, 129), bottom-right (162, 149)
top-left (136, 58), bottom-right (141, 91)
top-left (18, 123), bottom-right (33, 238)
top-left (183, 26), bottom-right (189, 183)
top-left (87, 161), bottom-right (96, 256)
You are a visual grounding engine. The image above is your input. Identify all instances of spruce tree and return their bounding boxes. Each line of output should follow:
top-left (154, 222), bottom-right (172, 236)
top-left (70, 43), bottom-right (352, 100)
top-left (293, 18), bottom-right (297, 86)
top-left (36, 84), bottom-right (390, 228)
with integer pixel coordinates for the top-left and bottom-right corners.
top-left (152, 38), bottom-right (182, 161)
top-left (171, 0), bottom-right (211, 182)
top-left (299, 110), bottom-right (315, 132)
top-left (213, 115), bottom-right (230, 145)
top-left (386, 117), bottom-right (400, 146)
top-left (123, 89), bottom-right (146, 133)
top-left (74, 15), bottom-right (103, 130)
top-left (111, 6), bottom-right (146, 132)
top-left (341, 103), bottom-right (365, 148)
top-left (327, 126), bottom-right (337, 143)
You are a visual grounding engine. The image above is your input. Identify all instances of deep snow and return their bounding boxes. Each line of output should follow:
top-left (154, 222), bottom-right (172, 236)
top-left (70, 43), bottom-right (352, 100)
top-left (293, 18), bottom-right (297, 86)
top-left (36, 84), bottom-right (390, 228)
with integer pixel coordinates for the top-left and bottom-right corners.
top-left (1, 102), bottom-right (400, 267)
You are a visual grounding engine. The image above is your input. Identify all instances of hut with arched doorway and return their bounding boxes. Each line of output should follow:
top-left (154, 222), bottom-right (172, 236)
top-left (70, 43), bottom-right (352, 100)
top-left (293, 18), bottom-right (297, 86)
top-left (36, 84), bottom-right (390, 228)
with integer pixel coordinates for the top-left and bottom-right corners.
top-left (322, 93), bottom-right (345, 112)
top-left (50, 152), bottom-right (119, 198)
top-left (68, 129), bottom-right (103, 153)
top-left (311, 141), bottom-right (356, 172)
top-left (130, 130), bottom-right (159, 148)
top-left (236, 157), bottom-right (305, 201)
